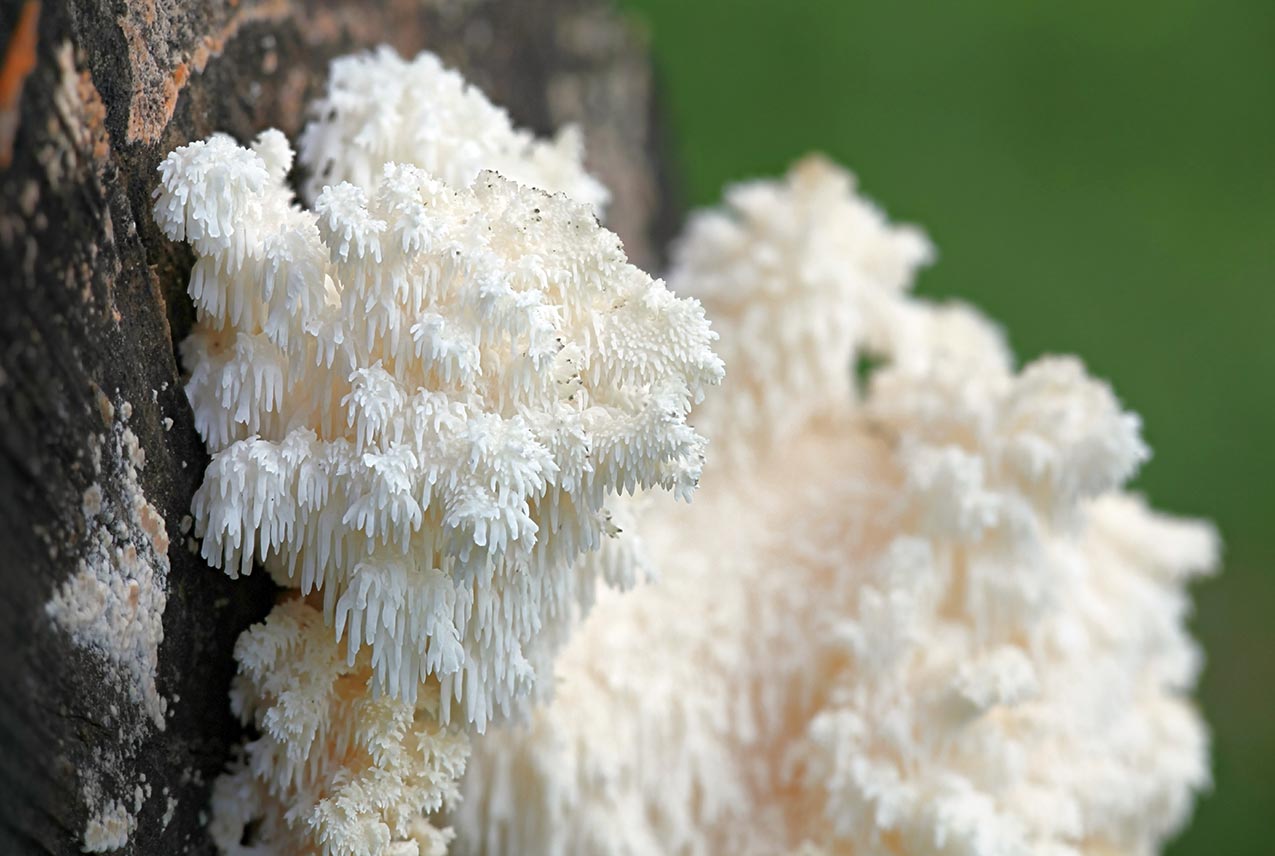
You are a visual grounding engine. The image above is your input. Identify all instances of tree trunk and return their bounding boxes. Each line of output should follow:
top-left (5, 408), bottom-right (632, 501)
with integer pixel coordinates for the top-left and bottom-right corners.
top-left (0, 1), bottom-right (678, 852)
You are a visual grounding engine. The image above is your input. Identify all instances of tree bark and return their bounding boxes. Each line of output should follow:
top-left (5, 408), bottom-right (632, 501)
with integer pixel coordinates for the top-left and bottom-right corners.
top-left (0, 1), bottom-right (678, 852)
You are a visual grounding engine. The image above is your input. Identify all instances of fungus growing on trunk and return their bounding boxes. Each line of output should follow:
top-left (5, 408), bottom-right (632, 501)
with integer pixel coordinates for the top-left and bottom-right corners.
top-left (455, 157), bottom-right (1217, 856)
top-left (155, 49), bottom-right (721, 853)
top-left (156, 49), bottom-right (1214, 856)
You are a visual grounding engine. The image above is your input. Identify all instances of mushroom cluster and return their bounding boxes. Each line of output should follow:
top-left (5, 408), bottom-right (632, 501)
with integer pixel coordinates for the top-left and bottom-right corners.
top-left (156, 49), bottom-right (1215, 856)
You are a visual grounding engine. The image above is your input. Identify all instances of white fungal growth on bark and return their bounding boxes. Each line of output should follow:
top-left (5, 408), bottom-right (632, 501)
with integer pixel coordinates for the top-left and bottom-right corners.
top-left (46, 402), bottom-right (170, 731)
top-left (45, 396), bottom-right (171, 853)
top-left (157, 132), bottom-right (720, 727)
top-left (82, 799), bottom-right (136, 853)
top-left (209, 600), bottom-right (470, 856)
top-left (155, 48), bottom-right (721, 856)
top-left (297, 47), bottom-right (609, 212)
top-left (454, 157), bottom-right (1217, 856)
top-left (158, 46), bottom-right (1214, 856)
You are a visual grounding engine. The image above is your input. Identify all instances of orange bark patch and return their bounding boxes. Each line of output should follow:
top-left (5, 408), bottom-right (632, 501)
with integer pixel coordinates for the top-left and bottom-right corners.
top-left (0, 1), bottom-right (41, 168)
top-left (51, 42), bottom-right (111, 176)
top-left (121, 0), bottom-right (291, 143)
top-left (78, 67), bottom-right (111, 163)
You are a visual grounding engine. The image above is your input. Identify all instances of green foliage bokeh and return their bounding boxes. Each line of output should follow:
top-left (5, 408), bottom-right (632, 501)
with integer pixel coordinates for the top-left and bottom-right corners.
top-left (620, 1), bottom-right (1274, 852)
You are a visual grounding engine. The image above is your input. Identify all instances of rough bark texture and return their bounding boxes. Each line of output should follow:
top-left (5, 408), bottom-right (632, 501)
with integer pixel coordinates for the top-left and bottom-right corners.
top-left (0, 1), bottom-right (678, 852)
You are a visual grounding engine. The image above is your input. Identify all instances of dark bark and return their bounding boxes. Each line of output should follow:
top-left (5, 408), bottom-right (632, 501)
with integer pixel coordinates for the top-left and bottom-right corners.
top-left (0, 1), bottom-right (677, 852)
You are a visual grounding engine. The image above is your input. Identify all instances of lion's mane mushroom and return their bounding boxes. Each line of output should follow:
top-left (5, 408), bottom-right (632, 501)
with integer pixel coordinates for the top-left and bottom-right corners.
top-left (154, 50), bottom-right (722, 855)
top-left (454, 158), bottom-right (1217, 856)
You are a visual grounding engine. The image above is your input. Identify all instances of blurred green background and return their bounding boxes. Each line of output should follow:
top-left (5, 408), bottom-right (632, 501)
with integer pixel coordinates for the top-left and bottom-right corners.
top-left (619, 1), bottom-right (1273, 853)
